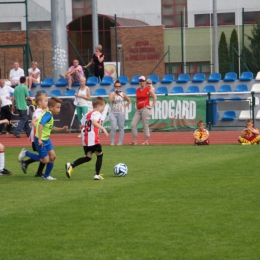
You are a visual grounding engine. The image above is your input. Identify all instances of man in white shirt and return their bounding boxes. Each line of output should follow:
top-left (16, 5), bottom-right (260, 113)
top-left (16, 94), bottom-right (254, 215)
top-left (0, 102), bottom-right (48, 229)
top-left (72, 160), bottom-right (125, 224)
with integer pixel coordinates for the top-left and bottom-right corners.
top-left (9, 61), bottom-right (25, 88)
top-left (0, 79), bottom-right (14, 134)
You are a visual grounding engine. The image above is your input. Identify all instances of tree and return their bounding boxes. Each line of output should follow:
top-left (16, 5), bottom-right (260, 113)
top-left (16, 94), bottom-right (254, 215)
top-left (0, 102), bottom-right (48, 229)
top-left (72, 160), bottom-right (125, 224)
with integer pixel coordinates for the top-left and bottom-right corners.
top-left (245, 20), bottom-right (260, 75)
top-left (229, 29), bottom-right (239, 75)
top-left (218, 32), bottom-right (229, 78)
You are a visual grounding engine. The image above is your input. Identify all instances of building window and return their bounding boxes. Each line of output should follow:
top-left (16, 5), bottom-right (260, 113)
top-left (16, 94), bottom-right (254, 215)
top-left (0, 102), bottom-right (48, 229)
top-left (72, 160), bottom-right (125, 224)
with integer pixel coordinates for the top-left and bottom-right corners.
top-left (0, 22), bottom-right (21, 31)
top-left (244, 11), bottom-right (260, 24)
top-left (28, 21), bottom-right (51, 30)
top-left (195, 13), bottom-right (235, 27)
top-left (72, 0), bottom-right (92, 19)
top-left (162, 0), bottom-right (187, 28)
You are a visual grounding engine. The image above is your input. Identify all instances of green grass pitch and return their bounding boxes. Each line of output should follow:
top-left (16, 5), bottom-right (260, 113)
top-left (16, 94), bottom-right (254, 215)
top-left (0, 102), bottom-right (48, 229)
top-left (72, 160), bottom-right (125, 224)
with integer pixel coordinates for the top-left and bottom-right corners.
top-left (0, 145), bottom-right (260, 260)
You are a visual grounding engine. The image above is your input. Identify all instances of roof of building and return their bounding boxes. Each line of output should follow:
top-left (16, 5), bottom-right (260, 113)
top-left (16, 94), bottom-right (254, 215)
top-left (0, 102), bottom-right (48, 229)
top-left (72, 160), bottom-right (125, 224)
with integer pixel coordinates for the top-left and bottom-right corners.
top-left (106, 15), bottom-right (149, 27)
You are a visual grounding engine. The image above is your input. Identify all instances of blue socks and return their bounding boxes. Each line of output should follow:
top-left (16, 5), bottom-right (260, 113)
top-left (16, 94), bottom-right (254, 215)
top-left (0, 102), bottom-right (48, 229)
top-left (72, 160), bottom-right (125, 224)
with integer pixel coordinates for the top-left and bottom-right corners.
top-left (25, 151), bottom-right (40, 161)
top-left (44, 162), bottom-right (54, 178)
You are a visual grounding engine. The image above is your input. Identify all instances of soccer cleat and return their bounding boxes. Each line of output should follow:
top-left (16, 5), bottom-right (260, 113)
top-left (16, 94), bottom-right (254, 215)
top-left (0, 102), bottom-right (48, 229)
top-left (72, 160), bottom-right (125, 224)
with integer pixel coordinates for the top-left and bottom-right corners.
top-left (94, 174), bottom-right (104, 180)
top-left (42, 176), bottom-right (57, 180)
top-left (241, 143), bottom-right (251, 145)
top-left (77, 134), bottom-right (82, 138)
top-left (35, 173), bottom-right (43, 177)
top-left (20, 160), bottom-right (28, 174)
top-left (0, 168), bottom-right (12, 176)
top-left (65, 163), bottom-right (74, 178)
top-left (18, 148), bottom-right (27, 162)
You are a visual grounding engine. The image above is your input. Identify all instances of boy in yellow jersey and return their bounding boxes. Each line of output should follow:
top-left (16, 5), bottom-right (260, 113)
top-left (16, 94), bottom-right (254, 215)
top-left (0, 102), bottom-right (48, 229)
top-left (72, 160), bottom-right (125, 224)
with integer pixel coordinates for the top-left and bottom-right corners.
top-left (238, 119), bottom-right (260, 145)
top-left (193, 120), bottom-right (209, 145)
top-left (18, 97), bottom-right (68, 180)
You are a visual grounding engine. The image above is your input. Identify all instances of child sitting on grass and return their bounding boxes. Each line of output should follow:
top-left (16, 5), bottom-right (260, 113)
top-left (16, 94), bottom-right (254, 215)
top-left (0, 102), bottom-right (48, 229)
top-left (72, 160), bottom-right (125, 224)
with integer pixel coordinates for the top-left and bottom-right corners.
top-left (193, 120), bottom-right (209, 145)
top-left (238, 119), bottom-right (260, 145)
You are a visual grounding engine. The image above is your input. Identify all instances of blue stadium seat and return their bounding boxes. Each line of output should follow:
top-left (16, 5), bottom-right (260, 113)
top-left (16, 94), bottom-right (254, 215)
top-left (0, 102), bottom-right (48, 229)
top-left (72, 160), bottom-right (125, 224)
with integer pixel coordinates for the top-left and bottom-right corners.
top-left (31, 83), bottom-right (39, 88)
top-left (100, 76), bottom-right (114, 86)
top-left (218, 84), bottom-right (232, 92)
top-left (148, 74), bottom-right (159, 84)
top-left (55, 77), bottom-right (68, 87)
top-left (230, 97), bottom-right (241, 101)
top-left (187, 86), bottom-right (200, 93)
top-left (86, 76), bottom-right (99, 86)
top-left (202, 85), bottom-right (216, 93)
top-left (176, 73), bottom-right (190, 83)
top-left (240, 71), bottom-right (253, 81)
top-left (208, 72), bottom-right (221, 82)
top-left (117, 75), bottom-right (129, 85)
top-left (41, 77), bottom-right (55, 87)
top-left (223, 72), bottom-right (237, 82)
top-left (93, 88), bottom-right (107, 96)
top-left (171, 86), bottom-right (184, 94)
top-left (125, 87), bottom-right (136, 95)
top-left (216, 97), bottom-right (225, 102)
top-left (64, 89), bottom-right (76, 96)
top-left (222, 111), bottom-right (236, 121)
top-left (235, 84), bottom-right (249, 92)
top-left (155, 86), bottom-right (168, 95)
top-left (192, 73), bottom-right (206, 83)
top-left (72, 82), bottom-right (81, 87)
top-left (161, 74), bottom-right (174, 84)
top-left (49, 89), bottom-right (62, 97)
top-left (110, 88), bottom-right (114, 92)
top-left (28, 90), bottom-right (32, 97)
top-left (130, 74), bottom-right (141, 85)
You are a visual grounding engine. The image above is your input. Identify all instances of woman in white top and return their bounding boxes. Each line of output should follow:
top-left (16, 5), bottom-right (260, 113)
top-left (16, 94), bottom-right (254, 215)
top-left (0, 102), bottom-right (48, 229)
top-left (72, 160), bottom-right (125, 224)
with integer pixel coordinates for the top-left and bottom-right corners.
top-left (26, 61), bottom-right (40, 90)
top-left (75, 77), bottom-right (91, 137)
top-left (109, 80), bottom-right (131, 145)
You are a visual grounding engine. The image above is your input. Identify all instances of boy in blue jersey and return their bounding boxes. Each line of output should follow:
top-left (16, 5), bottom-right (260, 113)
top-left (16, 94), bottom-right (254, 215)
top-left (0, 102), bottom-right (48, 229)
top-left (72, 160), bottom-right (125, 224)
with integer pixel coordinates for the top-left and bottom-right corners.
top-left (18, 96), bottom-right (68, 180)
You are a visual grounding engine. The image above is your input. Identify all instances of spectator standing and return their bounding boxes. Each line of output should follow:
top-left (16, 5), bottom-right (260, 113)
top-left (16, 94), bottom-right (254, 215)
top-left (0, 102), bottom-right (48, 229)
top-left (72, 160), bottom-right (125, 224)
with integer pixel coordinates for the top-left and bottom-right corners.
top-left (83, 45), bottom-right (105, 82)
top-left (12, 76), bottom-right (32, 138)
top-left (130, 76), bottom-right (157, 145)
top-left (109, 80), bottom-right (131, 145)
top-left (60, 59), bottom-right (84, 90)
top-left (0, 79), bottom-right (14, 134)
top-left (26, 61), bottom-right (40, 90)
top-left (74, 77), bottom-right (91, 138)
top-left (9, 61), bottom-right (25, 88)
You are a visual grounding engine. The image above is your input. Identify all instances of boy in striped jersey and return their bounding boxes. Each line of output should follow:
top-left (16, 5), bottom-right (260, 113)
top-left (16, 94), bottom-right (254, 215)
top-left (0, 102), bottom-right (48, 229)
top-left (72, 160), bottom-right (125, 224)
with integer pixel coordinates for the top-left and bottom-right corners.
top-left (65, 97), bottom-right (108, 180)
top-left (193, 120), bottom-right (209, 145)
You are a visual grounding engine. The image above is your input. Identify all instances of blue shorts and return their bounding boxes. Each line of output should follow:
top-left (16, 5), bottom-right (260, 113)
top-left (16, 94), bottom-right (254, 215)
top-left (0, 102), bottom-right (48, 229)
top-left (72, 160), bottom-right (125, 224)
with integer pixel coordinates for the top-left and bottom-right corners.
top-left (34, 137), bottom-right (54, 159)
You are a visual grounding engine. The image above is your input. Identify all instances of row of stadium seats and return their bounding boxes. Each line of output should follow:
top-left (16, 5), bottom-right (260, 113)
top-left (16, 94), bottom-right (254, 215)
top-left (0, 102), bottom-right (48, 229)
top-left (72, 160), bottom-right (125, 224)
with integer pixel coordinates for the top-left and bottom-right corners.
top-left (218, 110), bottom-right (260, 121)
top-left (28, 83), bottom-right (260, 97)
top-left (31, 71), bottom-right (260, 89)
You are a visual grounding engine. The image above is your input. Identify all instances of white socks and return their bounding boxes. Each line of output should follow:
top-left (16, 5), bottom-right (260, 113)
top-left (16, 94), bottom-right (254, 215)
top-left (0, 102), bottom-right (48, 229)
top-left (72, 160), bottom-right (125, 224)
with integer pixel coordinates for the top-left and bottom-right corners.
top-left (0, 151), bottom-right (5, 170)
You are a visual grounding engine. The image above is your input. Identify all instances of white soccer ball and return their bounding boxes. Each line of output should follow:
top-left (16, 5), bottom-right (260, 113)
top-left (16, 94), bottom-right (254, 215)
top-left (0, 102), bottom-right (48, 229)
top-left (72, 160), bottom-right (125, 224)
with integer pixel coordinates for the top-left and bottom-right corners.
top-left (114, 163), bottom-right (128, 177)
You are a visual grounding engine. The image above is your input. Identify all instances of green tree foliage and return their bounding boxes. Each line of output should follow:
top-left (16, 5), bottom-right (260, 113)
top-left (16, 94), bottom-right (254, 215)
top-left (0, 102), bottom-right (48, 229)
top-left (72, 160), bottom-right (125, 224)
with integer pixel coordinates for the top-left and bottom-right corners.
top-left (229, 29), bottom-right (239, 75)
top-left (218, 32), bottom-right (230, 78)
top-left (245, 21), bottom-right (260, 75)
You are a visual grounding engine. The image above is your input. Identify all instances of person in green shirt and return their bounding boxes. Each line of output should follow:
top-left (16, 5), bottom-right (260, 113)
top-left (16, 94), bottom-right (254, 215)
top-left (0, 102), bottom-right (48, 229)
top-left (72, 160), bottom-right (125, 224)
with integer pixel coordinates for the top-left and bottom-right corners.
top-left (12, 76), bottom-right (32, 138)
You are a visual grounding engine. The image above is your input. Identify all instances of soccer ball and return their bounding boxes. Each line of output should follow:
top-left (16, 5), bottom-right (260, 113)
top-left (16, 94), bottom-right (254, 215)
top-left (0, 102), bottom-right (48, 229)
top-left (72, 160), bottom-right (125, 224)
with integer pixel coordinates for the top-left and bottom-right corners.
top-left (114, 163), bottom-right (128, 177)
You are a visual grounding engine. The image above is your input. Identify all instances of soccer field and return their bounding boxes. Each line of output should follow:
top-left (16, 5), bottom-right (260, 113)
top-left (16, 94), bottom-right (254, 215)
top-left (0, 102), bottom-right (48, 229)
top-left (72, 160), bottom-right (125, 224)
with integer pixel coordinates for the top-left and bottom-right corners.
top-left (1, 145), bottom-right (260, 260)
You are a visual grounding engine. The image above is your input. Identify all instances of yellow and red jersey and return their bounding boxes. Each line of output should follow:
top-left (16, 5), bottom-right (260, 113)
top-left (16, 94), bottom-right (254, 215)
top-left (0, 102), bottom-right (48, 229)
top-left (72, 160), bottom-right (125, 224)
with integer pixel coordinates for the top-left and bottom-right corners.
top-left (194, 129), bottom-right (209, 140)
top-left (242, 126), bottom-right (259, 140)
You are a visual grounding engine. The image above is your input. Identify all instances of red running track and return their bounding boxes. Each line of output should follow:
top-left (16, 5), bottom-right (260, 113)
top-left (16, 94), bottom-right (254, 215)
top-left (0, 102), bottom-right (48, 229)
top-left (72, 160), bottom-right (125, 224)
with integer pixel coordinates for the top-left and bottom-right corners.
top-left (0, 131), bottom-right (241, 147)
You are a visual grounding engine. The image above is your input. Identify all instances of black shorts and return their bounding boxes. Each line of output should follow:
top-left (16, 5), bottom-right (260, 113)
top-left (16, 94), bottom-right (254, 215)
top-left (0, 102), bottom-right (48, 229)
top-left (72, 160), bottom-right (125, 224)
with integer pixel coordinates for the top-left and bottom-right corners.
top-left (83, 144), bottom-right (102, 154)
top-left (32, 142), bottom-right (37, 151)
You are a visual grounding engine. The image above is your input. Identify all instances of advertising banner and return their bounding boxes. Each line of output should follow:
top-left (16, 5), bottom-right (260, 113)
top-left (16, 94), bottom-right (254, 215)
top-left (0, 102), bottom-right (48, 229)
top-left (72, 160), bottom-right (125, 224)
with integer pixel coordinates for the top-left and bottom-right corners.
top-left (103, 95), bottom-right (206, 131)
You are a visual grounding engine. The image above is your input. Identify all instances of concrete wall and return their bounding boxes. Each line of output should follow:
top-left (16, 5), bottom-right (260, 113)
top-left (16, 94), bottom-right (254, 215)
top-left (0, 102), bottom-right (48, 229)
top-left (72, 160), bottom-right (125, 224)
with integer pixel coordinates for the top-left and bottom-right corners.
top-left (164, 24), bottom-right (254, 63)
